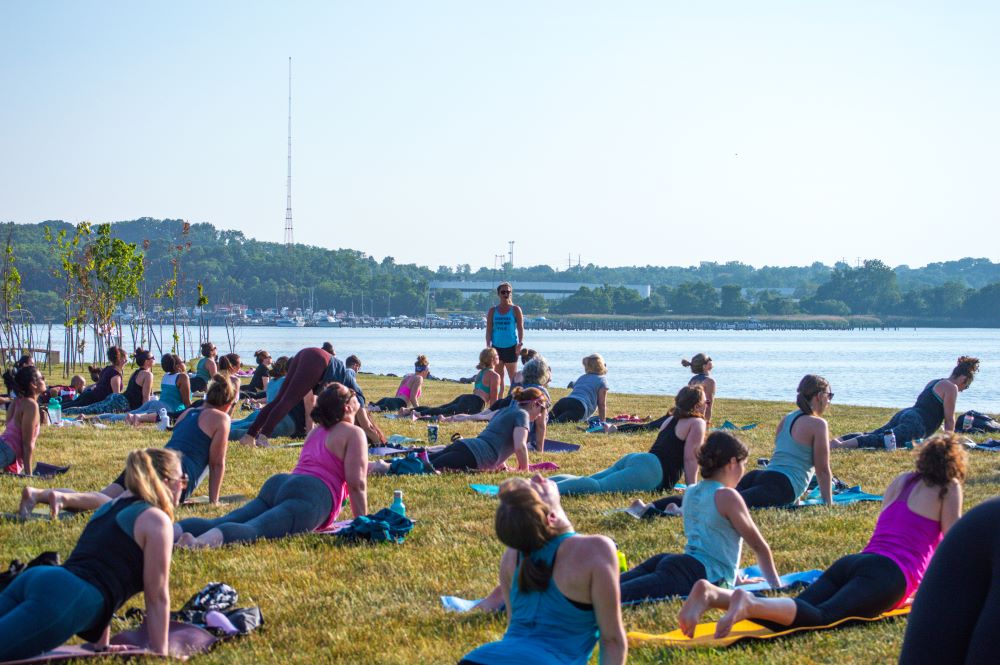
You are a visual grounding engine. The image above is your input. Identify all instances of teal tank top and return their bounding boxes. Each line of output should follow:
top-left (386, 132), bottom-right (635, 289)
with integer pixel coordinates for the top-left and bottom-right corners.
top-left (159, 373), bottom-right (186, 412)
top-left (463, 532), bottom-right (599, 665)
top-left (491, 307), bottom-right (518, 348)
top-left (474, 369), bottom-right (490, 395)
top-left (766, 410), bottom-right (816, 498)
top-left (683, 480), bottom-right (743, 587)
top-left (196, 357), bottom-right (212, 381)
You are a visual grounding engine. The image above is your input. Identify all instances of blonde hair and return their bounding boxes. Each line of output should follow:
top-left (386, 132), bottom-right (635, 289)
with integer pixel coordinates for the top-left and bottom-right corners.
top-left (206, 373), bottom-right (237, 407)
top-left (478, 348), bottom-right (499, 370)
top-left (582, 353), bottom-right (607, 375)
top-left (123, 448), bottom-right (179, 520)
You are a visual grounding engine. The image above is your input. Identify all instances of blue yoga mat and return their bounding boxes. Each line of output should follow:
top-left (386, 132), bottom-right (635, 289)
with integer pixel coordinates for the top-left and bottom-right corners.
top-left (796, 486), bottom-right (882, 507)
top-left (530, 439), bottom-right (581, 453)
top-left (470, 484), bottom-right (499, 496)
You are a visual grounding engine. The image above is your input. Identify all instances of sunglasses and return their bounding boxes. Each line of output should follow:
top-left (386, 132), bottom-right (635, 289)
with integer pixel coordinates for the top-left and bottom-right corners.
top-left (499, 290), bottom-right (511, 295)
top-left (167, 473), bottom-right (189, 487)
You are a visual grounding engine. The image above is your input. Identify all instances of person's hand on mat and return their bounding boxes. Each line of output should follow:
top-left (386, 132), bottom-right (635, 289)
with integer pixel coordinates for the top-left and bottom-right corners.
top-left (735, 573), bottom-right (766, 586)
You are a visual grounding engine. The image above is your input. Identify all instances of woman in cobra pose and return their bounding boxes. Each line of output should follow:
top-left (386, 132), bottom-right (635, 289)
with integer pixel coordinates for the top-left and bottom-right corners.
top-left (615, 353), bottom-right (716, 433)
top-left (550, 354), bottom-right (610, 423)
top-left (401, 349), bottom-right (500, 418)
top-left (177, 382), bottom-right (367, 547)
top-left (1, 366), bottom-right (44, 476)
top-left (834, 356), bottom-right (979, 449)
top-left (486, 282), bottom-right (524, 394)
top-left (679, 433), bottom-right (964, 639)
top-left (0, 448), bottom-right (181, 661)
top-left (370, 355), bottom-right (431, 412)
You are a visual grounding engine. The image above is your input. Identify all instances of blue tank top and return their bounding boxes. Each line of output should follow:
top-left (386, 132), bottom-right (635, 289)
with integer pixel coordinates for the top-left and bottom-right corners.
top-left (683, 480), bottom-right (743, 587)
top-left (196, 357), bottom-right (212, 381)
top-left (766, 410), bottom-right (815, 498)
top-left (463, 532), bottom-right (599, 665)
top-left (165, 408), bottom-right (213, 491)
top-left (912, 379), bottom-right (946, 436)
top-left (159, 373), bottom-right (185, 412)
top-left (491, 306), bottom-right (518, 348)
top-left (266, 376), bottom-right (284, 402)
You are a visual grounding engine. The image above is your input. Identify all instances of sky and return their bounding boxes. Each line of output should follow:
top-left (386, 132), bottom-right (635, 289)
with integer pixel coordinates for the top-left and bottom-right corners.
top-left (2, 1), bottom-right (998, 271)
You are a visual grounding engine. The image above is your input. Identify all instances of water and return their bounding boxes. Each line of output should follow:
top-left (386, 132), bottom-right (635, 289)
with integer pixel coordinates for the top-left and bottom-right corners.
top-left (41, 326), bottom-right (1000, 411)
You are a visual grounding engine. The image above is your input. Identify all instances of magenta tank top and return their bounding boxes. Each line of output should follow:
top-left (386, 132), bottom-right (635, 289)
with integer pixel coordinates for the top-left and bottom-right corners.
top-left (2, 405), bottom-right (38, 474)
top-left (862, 473), bottom-right (943, 602)
top-left (291, 426), bottom-right (348, 531)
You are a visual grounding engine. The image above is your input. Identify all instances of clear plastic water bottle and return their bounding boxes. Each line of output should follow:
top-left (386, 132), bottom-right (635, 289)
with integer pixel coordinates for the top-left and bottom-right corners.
top-left (962, 414), bottom-right (974, 432)
top-left (157, 407), bottom-right (169, 431)
top-left (884, 431), bottom-right (897, 451)
top-left (390, 490), bottom-right (406, 517)
top-left (48, 397), bottom-right (61, 426)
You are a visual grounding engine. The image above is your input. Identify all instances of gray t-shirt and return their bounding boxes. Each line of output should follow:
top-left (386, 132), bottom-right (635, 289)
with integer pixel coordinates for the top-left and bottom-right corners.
top-left (567, 373), bottom-right (609, 417)
top-left (465, 405), bottom-right (531, 469)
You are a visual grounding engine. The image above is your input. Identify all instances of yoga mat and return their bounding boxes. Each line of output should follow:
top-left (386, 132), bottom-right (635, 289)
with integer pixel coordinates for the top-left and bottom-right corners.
top-left (387, 434), bottom-right (421, 446)
top-left (274, 441), bottom-right (304, 449)
top-left (441, 596), bottom-right (484, 612)
top-left (3, 463), bottom-right (70, 479)
top-left (795, 486), bottom-right (882, 507)
top-left (972, 439), bottom-right (1000, 451)
top-left (315, 519), bottom-right (354, 534)
top-left (627, 606), bottom-right (910, 648)
top-left (182, 494), bottom-right (248, 506)
top-left (470, 484), bottom-right (499, 496)
top-left (530, 439), bottom-right (581, 453)
top-left (713, 421), bottom-right (759, 431)
top-left (1, 509), bottom-right (77, 522)
top-left (368, 446), bottom-right (412, 456)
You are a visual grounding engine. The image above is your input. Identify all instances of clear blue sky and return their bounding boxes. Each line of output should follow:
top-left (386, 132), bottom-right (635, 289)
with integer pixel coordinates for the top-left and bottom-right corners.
top-left (2, 1), bottom-right (997, 270)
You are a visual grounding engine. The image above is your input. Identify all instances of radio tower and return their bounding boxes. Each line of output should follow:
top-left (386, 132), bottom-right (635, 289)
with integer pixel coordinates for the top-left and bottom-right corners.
top-left (284, 57), bottom-right (294, 246)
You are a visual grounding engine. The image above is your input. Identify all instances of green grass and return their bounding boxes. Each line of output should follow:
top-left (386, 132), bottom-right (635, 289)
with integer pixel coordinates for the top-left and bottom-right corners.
top-left (2, 374), bottom-right (997, 664)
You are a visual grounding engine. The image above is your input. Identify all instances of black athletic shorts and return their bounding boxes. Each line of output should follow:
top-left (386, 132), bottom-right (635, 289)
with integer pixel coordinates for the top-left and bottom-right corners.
top-left (494, 345), bottom-right (518, 364)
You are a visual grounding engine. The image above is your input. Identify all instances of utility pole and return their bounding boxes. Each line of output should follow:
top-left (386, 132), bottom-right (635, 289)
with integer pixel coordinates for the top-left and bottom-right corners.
top-left (284, 57), bottom-right (294, 246)
top-left (508, 240), bottom-right (514, 269)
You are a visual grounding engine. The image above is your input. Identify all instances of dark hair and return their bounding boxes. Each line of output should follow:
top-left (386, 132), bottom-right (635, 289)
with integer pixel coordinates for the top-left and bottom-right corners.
top-left (3, 366), bottom-right (41, 398)
top-left (206, 374), bottom-right (237, 407)
top-left (87, 365), bottom-right (102, 382)
top-left (495, 478), bottom-right (560, 592)
top-left (170, 354), bottom-right (185, 373)
top-left (796, 375), bottom-right (830, 415)
top-left (160, 353), bottom-right (177, 373)
top-left (134, 347), bottom-right (152, 365)
top-left (345, 355), bottom-right (361, 369)
top-left (108, 346), bottom-right (126, 365)
top-left (519, 348), bottom-right (537, 365)
top-left (269, 356), bottom-right (290, 378)
top-left (311, 382), bottom-right (354, 428)
top-left (950, 356), bottom-right (980, 385)
top-left (201, 342), bottom-right (216, 358)
top-left (15, 354), bottom-right (33, 369)
top-left (915, 433), bottom-right (967, 498)
top-left (697, 431), bottom-right (749, 478)
top-left (322, 342), bottom-right (335, 354)
top-left (254, 349), bottom-right (270, 364)
top-left (681, 353), bottom-right (710, 374)
top-left (217, 353), bottom-right (240, 372)
top-left (671, 384), bottom-right (706, 419)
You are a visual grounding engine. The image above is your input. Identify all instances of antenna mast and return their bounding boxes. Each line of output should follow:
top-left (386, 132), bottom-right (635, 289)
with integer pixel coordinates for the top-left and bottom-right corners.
top-left (284, 57), bottom-right (294, 246)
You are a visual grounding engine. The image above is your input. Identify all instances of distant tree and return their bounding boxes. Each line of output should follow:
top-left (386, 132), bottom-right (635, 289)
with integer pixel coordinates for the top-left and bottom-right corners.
top-left (815, 260), bottom-right (900, 314)
top-left (670, 282), bottom-right (719, 314)
top-left (800, 298), bottom-right (851, 316)
top-left (962, 282), bottom-right (1000, 323)
top-left (517, 292), bottom-right (548, 314)
top-left (719, 284), bottom-right (751, 316)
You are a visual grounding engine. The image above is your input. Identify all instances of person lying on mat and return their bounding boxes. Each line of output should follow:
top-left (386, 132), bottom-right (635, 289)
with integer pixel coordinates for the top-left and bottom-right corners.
top-left (0, 448), bottom-right (181, 661)
top-left (731, 374), bottom-right (833, 509)
top-left (438, 357), bottom-right (552, 452)
top-left (619, 432), bottom-right (781, 604)
top-left (19, 375), bottom-right (236, 517)
top-left (678, 432), bottom-right (965, 639)
top-left (370, 355), bottom-right (431, 412)
top-left (1, 365), bottom-right (44, 476)
top-left (550, 353), bottom-right (609, 423)
top-left (459, 475), bottom-right (627, 665)
top-left (400, 348), bottom-right (501, 419)
top-left (176, 382), bottom-right (367, 548)
top-left (833, 356), bottom-right (979, 450)
top-left (548, 385), bottom-right (706, 496)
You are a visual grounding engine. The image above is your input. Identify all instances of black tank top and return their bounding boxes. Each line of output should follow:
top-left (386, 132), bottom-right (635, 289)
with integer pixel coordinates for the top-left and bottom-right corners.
top-left (648, 417), bottom-right (685, 490)
top-left (62, 496), bottom-right (150, 641)
top-left (248, 363), bottom-right (269, 391)
top-left (123, 369), bottom-right (144, 410)
top-left (912, 379), bottom-right (946, 436)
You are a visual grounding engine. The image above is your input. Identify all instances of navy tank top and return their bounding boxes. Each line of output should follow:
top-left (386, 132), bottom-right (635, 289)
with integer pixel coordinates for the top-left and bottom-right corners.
top-left (166, 408), bottom-right (213, 491)
top-left (123, 369), bottom-right (145, 410)
top-left (912, 379), bottom-right (946, 436)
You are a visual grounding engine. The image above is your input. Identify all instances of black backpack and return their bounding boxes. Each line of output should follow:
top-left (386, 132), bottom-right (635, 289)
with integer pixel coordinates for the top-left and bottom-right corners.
top-left (958, 410), bottom-right (1000, 434)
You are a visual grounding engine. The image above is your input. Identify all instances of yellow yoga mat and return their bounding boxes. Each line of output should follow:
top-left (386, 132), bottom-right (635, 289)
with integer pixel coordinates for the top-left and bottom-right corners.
top-left (628, 606), bottom-right (911, 648)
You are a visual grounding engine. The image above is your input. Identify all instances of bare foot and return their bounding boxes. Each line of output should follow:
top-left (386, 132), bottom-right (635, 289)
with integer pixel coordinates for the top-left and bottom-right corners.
top-left (175, 532), bottom-right (200, 549)
top-left (603, 423), bottom-right (618, 433)
top-left (628, 499), bottom-right (648, 512)
top-left (19, 486), bottom-right (40, 517)
top-left (255, 434), bottom-right (270, 448)
top-left (679, 579), bottom-right (718, 638)
top-left (126, 413), bottom-right (138, 427)
top-left (239, 434), bottom-right (256, 448)
top-left (663, 503), bottom-right (683, 516)
top-left (715, 588), bottom-right (754, 638)
top-left (47, 492), bottom-right (64, 519)
top-left (368, 460), bottom-right (391, 475)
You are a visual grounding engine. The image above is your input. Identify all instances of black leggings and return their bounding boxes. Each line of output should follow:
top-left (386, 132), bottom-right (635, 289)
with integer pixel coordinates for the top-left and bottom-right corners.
top-left (550, 397), bottom-right (586, 423)
top-left (899, 498), bottom-right (1000, 664)
top-left (373, 397), bottom-right (407, 411)
top-left (427, 441), bottom-right (478, 471)
top-left (619, 553), bottom-right (706, 603)
top-left (764, 552), bottom-right (906, 630)
top-left (617, 413), bottom-right (668, 433)
top-left (415, 394), bottom-right (484, 417)
top-left (736, 469), bottom-right (796, 508)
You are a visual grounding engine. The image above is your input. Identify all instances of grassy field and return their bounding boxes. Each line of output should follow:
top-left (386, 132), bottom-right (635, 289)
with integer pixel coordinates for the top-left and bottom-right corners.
top-left (1, 372), bottom-right (997, 664)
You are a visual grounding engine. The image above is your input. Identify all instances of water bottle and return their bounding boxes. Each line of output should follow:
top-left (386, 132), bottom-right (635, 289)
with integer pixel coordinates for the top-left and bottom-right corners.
top-left (390, 490), bottom-right (406, 517)
top-left (617, 549), bottom-right (628, 573)
top-left (157, 407), bottom-right (169, 431)
top-left (962, 414), bottom-right (974, 432)
top-left (884, 431), bottom-right (897, 451)
top-left (48, 397), bottom-right (61, 426)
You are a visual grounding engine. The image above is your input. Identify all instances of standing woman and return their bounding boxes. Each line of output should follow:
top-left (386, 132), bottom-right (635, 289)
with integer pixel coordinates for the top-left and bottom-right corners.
top-left (62, 346), bottom-right (127, 412)
top-left (0, 448), bottom-right (181, 661)
top-left (486, 282), bottom-right (524, 394)
top-left (736, 375), bottom-right (834, 508)
top-left (190, 342), bottom-right (218, 392)
top-left (683, 353), bottom-right (716, 423)
top-left (1, 366), bottom-right (44, 475)
top-left (460, 475), bottom-right (627, 665)
top-left (550, 354), bottom-right (610, 423)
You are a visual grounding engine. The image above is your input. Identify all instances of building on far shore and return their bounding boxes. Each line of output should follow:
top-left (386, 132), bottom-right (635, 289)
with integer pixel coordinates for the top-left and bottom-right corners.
top-left (428, 280), bottom-right (651, 301)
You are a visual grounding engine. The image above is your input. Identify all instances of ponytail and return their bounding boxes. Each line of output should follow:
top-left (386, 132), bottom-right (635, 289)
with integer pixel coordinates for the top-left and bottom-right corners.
top-left (495, 478), bottom-right (561, 593)
top-left (123, 448), bottom-right (178, 520)
top-left (795, 374), bottom-right (830, 415)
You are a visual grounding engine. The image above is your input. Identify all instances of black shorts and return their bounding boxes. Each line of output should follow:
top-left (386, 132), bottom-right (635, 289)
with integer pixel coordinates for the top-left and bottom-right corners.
top-left (494, 345), bottom-right (518, 364)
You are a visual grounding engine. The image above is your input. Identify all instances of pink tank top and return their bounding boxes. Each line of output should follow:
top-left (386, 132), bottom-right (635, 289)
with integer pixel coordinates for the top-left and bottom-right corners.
top-left (291, 426), bottom-right (348, 531)
top-left (396, 376), bottom-right (421, 401)
top-left (2, 404), bottom-right (38, 474)
top-left (862, 473), bottom-right (943, 603)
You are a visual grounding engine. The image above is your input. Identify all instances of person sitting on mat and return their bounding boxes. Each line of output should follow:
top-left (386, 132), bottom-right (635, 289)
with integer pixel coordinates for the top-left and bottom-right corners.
top-left (370, 355), bottom-right (431, 412)
top-left (493, 347), bottom-right (537, 402)
top-left (189, 341), bottom-right (218, 392)
top-left (400, 348), bottom-right (500, 419)
top-left (241, 348), bottom-right (272, 399)
top-left (20, 375), bottom-right (236, 517)
top-left (176, 382), bottom-right (367, 547)
top-left (460, 475), bottom-right (627, 665)
top-left (833, 356), bottom-right (979, 449)
top-left (1, 365), bottom-right (44, 476)
top-left (96, 353), bottom-right (190, 425)
top-left (192, 353), bottom-right (241, 413)
top-left (229, 356), bottom-right (298, 440)
top-left (619, 432), bottom-right (781, 604)
top-left (678, 432), bottom-right (965, 639)
top-left (62, 346), bottom-right (127, 413)
top-left (0, 448), bottom-right (182, 661)
top-left (731, 374), bottom-right (833, 508)
top-left (550, 353), bottom-right (609, 423)
top-left (548, 385), bottom-right (707, 496)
